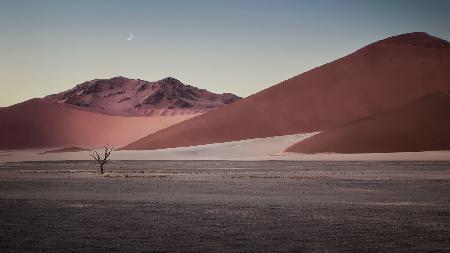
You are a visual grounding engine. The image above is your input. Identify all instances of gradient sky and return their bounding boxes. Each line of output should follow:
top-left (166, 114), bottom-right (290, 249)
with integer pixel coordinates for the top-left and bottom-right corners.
top-left (1, 0), bottom-right (450, 106)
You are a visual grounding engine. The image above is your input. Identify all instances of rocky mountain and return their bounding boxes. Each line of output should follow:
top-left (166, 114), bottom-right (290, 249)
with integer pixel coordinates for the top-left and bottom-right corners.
top-left (46, 77), bottom-right (241, 116)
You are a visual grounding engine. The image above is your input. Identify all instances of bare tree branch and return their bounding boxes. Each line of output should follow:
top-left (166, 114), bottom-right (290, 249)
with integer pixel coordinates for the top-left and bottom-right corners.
top-left (90, 147), bottom-right (113, 173)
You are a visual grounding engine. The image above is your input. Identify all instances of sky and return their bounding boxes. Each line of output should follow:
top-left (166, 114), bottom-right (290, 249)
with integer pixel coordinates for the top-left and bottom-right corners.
top-left (1, 0), bottom-right (450, 106)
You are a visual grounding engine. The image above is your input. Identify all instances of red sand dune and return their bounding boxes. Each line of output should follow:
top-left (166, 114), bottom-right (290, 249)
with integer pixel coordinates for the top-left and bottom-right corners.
top-left (122, 32), bottom-right (450, 150)
top-left (285, 92), bottom-right (450, 153)
top-left (0, 99), bottom-right (193, 150)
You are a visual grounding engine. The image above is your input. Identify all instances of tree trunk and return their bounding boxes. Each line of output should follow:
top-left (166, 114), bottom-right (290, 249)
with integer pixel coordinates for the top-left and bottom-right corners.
top-left (100, 163), bottom-right (104, 174)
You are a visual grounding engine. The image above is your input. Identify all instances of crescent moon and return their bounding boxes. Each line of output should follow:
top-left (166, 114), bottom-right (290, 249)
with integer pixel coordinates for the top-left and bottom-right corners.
top-left (127, 33), bottom-right (133, 41)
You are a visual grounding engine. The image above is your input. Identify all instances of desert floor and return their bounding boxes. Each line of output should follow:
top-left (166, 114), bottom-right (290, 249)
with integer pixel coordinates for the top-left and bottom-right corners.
top-left (0, 160), bottom-right (449, 252)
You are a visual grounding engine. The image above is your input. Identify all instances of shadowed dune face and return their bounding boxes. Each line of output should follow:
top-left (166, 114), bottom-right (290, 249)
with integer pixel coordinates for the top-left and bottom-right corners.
top-left (0, 99), bottom-right (194, 150)
top-left (39, 147), bottom-right (91, 154)
top-left (122, 32), bottom-right (450, 150)
top-left (285, 92), bottom-right (450, 154)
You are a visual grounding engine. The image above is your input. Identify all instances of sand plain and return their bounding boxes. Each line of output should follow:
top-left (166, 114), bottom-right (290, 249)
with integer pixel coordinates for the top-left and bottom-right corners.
top-left (0, 160), bottom-right (449, 252)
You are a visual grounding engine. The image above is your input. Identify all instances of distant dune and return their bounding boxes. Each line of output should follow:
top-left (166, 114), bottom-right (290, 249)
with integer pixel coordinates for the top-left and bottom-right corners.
top-left (286, 92), bottom-right (450, 153)
top-left (122, 32), bottom-right (450, 150)
top-left (0, 99), bottom-right (194, 150)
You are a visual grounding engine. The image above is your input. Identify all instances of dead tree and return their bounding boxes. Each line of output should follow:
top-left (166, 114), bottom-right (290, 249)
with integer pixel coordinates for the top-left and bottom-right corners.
top-left (90, 147), bottom-right (113, 173)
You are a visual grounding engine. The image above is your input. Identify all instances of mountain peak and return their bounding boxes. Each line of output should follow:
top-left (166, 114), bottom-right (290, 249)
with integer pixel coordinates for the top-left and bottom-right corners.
top-left (158, 77), bottom-right (182, 85)
top-left (110, 76), bottom-right (130, 81)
